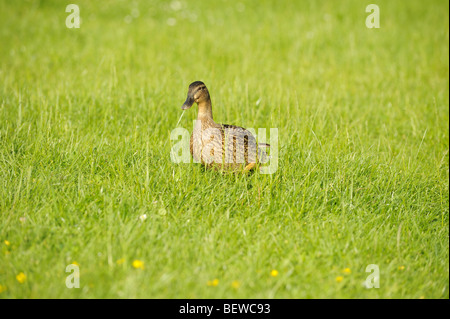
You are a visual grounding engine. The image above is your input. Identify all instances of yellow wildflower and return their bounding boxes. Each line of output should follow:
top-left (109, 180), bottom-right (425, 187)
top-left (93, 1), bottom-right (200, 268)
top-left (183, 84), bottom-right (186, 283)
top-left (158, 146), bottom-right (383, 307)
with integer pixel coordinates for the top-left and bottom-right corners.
top-left (231, 280), bottom-right (240, 289)
top-left (398, 266), bottom-right (405, 271)
top-left (336, 276), bottom-right (344, 283)
top-left (132, 260), bottom-right (144, 269)
top-left (343, 268), bottom-right (351, 274)
top-left (270, 269), bottom-right (279, 277)
top-left (16, 272), bottom-right (27, 284)
top-left (4, 240), bottom-right (10, 246)
top-left (207, 279), bottom-right (219, 287)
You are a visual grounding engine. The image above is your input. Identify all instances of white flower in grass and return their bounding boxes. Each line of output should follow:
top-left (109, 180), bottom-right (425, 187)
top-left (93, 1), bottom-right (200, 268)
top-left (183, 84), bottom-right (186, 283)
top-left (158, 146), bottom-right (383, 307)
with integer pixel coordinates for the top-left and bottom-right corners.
top-left (139, 214), bottom-right (147, 222)
top-left (131, 8), bottom-right (140, 18)
top-left (170, 1), bottom-right (182, 11)
top-left (124, 15), bottom-right (132, 24)
top-left (167, 18), bottom-right (177, 26)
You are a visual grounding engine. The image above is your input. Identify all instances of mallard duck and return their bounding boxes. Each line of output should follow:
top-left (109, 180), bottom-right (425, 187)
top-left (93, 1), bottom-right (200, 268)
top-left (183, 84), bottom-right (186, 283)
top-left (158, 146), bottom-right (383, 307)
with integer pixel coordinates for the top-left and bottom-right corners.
top-left (181, 81), bottom-right (269, 172)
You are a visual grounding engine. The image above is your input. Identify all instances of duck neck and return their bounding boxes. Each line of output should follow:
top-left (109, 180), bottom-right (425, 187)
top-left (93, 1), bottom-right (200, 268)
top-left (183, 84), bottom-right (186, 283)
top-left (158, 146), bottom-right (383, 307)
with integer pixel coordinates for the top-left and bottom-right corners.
top-left (197, 99), bottom-right (213, 121)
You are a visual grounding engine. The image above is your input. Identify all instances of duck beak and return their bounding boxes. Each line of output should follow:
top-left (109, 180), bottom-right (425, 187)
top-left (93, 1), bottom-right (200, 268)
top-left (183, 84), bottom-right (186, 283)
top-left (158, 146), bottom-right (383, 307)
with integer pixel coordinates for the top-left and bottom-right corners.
top-left (181, 94), bottom-right (194, 110)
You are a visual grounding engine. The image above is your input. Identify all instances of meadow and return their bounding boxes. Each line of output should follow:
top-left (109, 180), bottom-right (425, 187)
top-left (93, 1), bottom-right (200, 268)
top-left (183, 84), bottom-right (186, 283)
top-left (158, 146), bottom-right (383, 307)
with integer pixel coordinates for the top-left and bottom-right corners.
top-left (0, 0), bottom-right (448, 298)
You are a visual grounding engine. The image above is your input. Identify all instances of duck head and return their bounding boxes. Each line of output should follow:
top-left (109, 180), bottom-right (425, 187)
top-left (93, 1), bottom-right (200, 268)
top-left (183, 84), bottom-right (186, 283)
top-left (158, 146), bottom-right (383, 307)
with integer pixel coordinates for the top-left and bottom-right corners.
top-left (181, 81), bottom-right (210, 110)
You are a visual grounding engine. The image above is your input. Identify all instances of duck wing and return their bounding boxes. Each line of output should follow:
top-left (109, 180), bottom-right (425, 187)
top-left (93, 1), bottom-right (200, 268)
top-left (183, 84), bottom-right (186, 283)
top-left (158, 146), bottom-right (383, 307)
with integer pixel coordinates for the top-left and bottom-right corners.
top-left (220, 124), bottom-right (269, 164)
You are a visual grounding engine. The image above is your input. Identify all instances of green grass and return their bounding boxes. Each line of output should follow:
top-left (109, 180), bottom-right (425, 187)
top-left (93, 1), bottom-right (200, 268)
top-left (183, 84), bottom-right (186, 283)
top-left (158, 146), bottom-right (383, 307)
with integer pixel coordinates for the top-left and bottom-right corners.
top-left (0, 0), bottom-right (448, 299)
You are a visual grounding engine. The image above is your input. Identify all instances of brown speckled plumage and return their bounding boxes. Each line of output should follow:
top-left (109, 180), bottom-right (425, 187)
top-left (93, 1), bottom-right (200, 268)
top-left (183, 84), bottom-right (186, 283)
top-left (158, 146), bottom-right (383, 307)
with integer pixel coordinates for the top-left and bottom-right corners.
top-left (181, 81), bottom-right (269, 172)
